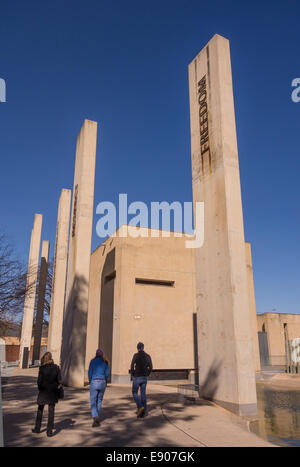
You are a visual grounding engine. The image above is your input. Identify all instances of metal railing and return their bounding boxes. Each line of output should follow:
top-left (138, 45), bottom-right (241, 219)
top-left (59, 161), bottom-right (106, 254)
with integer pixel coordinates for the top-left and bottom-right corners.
top-left (178, 384), bottom-right (201, 400)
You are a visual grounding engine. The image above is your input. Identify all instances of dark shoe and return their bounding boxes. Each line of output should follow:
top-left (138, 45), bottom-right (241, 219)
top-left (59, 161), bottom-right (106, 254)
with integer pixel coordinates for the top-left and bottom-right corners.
top-left (137, 407), bottom-right (145, 418)
top-left (92, 417), bottom-right (100, 427)
top-left (32, 428), bottom-right (40, 434)
top-left (46, 431), bottom-right (53, 437)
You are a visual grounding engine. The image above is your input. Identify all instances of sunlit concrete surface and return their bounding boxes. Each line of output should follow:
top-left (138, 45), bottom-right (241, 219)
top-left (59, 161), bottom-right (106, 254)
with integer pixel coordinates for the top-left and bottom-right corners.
top-left (61, 120), bottom-right (97, 388)
top-left (19, 214), bottom-right (43, 367)
top-left (2, 368), bottom-right (272, 447)
top-left (189, 34), bottom-right (257, 415)
top-left (47, 189), bottom-right (71, 365)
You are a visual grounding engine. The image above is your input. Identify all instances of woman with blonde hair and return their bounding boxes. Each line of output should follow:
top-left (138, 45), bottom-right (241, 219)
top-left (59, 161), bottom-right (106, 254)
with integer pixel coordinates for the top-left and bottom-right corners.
top-left (32, 351), bottom-right (62, 437)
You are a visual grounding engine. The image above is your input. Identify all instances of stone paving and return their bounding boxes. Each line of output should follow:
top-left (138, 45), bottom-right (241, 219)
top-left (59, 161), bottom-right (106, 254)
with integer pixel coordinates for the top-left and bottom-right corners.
top-left (1, 368), bottom-right (273, 447)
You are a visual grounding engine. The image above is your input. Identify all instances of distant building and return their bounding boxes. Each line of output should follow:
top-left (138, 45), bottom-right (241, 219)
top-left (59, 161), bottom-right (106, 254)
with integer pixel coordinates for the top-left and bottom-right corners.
top-left (86, 227), bottom-right (197, 383)
top-left (257, 313), bottom-right (300, 366)
top-left (0, 321), bottom-right (48, 363)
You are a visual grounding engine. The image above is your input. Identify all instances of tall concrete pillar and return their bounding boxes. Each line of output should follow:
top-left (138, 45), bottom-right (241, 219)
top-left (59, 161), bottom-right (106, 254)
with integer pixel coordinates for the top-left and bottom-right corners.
top-left (61, 120), bottom-right (98, 387)
top-left (245, 242), bottom-right (261, 372)
top-left (32, 240), bottom-right (49, 364)
top-left (47, 189), bottom-right (71, 365)
top-left (19, 214), bottom-right (43, 367)
top-left (188, 34), bottom-right (257, 415)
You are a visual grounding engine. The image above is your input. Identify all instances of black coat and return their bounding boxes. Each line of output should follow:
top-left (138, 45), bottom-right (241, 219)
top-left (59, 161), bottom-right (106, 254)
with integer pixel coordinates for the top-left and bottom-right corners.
top-left (37, 363), bottom-right (62, 405)
top-left (130, 351), bottom-right (153, 378)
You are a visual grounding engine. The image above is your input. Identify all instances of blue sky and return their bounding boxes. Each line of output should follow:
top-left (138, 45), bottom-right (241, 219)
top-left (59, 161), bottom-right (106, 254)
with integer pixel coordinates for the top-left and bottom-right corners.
top-left (0, 0), bottom-right (299, 315)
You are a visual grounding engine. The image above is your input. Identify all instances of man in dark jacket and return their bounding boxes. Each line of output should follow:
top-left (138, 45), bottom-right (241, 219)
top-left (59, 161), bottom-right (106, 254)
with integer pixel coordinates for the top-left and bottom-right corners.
top-left (130, 342), bottom-right (152, 418)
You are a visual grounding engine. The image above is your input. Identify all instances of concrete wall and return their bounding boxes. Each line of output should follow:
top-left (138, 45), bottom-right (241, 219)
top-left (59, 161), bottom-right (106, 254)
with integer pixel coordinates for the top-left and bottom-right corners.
top-left (245, 242), bottom-right (261, 372)
top-left (257, 313), bottom-right (300, 366)
top-left (19, 214), bottom-right (43, 367)
top-left (188, 34), bottom-right (257, 415)
top-left (47, 189), bottom-right (71, 365)
top-left (87, 227), bottom-right (197, 383)
top-left (116, 228), bottom-right (196, 382)
top-left (61, 120), bottom-right (97, 387)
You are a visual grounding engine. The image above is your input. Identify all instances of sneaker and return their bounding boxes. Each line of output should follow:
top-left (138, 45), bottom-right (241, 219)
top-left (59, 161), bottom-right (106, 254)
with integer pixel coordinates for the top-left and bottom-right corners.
top-left (137, 407), bottom-right (145, 418)
top-left (46, 431), bottom-right (53, 437)
top-left (92, 417), bottom-right (100, 427)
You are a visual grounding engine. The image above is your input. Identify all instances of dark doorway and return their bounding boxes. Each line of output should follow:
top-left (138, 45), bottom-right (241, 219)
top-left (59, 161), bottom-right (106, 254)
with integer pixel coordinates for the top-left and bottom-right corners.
top-left (258, 331), bottom-right (270, 366)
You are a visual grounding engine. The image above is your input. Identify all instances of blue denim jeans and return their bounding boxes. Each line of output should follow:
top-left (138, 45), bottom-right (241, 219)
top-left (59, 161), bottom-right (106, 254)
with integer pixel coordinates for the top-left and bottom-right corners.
top-left (90, 379), bottom-right (106, 419)
top-left (132, 376), bottom-right (148, 413)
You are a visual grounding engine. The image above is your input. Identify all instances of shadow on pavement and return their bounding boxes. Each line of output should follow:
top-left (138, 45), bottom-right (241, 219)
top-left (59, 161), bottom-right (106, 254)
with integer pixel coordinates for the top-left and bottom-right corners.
top-left (2, 375), bottom-right (209, 447)
top-left (53, 418), bottom-right (77, 435)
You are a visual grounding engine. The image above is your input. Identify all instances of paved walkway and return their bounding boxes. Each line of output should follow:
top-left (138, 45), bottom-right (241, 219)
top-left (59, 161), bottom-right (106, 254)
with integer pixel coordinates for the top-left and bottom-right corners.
top-left (1, 368), bottom-right (272, 447)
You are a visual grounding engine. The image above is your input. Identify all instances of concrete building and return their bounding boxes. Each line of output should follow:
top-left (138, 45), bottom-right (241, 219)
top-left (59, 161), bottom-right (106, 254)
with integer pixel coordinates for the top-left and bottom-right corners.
top-left (257, 313), bottom-right (300, 366)
top-left (86, 226), bottom-right (197, 383)
top-left (1, 336), bottom-right (48, 363)
top-left (86, 226), bottom-right (260, 386)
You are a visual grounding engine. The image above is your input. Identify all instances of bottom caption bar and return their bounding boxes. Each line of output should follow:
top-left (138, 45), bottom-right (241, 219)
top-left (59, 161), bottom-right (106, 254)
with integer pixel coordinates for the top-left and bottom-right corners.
top-left (101, 448), bottom-right (200, 464)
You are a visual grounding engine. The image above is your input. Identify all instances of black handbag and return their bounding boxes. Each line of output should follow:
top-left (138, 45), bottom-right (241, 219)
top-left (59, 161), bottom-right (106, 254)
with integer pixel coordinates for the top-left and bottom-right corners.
top-left (57, 384), bottom-right (64, 400)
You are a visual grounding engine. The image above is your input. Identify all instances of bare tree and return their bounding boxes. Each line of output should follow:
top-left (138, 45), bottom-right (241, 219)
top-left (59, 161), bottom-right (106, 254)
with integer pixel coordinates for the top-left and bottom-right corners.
top-left (0, 231), bottom-right (52, 331)
top-left (0, 232), bottom-right (27, 323)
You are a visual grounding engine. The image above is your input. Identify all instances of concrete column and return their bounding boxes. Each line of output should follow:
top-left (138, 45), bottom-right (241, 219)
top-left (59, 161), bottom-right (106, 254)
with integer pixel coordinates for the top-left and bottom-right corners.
top-left (61, 120), bottom-right (97, 387)
top-left (32, 240), bottom-right (49, 364)
top-left (47, 189), bottom-right (71, 365)
top-left (245, 242), bottom-right (261, 372)
top-left (188, 34), bottom-right (257, 415)
top-left (19, 214), bottom-right (43, 367)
